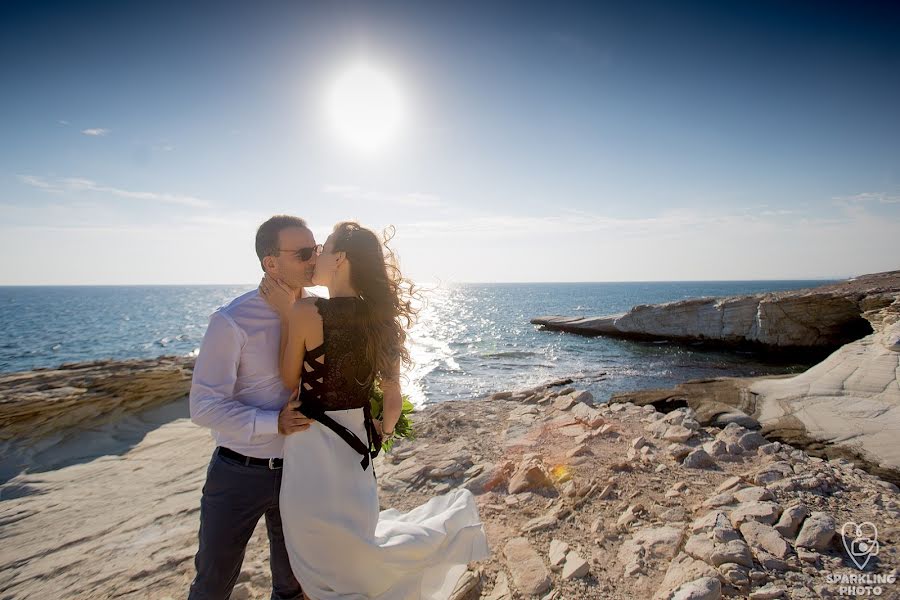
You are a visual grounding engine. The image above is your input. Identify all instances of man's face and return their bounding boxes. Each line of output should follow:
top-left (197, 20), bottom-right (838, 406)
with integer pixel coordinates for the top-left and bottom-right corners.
top-left (267, 227), bottom-right (317, 289)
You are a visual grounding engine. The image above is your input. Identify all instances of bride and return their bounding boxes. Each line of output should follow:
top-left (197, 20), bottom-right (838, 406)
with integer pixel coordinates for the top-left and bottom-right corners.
top-left (259, 221), bottom-right (489, 600)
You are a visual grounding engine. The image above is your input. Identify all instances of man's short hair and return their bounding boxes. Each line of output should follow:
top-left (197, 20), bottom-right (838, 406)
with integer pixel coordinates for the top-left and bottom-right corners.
top-left (255, 215), bottom-right (309, 269)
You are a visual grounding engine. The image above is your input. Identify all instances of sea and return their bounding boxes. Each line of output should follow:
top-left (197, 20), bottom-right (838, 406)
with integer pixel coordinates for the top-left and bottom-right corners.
top-left (0, 280), bottom-right (838, 406)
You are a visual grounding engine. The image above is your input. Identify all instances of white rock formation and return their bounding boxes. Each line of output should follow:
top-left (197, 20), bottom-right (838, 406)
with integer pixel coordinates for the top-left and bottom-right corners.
top-left (750, 322), bottom-right (900, 471)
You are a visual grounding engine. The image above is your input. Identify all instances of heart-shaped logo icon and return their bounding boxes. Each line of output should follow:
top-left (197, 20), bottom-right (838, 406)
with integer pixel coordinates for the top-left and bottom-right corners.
top-left (841, 521), bottom-right (879, 570)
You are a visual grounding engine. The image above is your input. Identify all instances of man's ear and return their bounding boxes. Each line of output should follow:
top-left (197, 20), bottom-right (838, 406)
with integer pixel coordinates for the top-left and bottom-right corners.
top-left (262, 256), bottom-right (277, 275)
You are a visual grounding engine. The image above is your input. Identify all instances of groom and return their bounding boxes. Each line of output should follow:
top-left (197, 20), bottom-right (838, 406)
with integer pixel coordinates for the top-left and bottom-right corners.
top-left (188, 215), bottom-right (318, 600)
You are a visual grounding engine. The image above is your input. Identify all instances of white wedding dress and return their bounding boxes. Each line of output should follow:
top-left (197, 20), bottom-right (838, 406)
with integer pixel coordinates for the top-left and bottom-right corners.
top-left (279, 297), bottom-right (489, 599)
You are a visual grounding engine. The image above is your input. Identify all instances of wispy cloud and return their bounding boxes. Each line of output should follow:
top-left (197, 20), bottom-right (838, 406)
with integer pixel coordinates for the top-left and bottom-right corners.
top-left (833, 192), bottom-right (900, 205)
top-left (759, 209), bottom-right (799, 216)
top-left (19, 175), bottom-right (212, 208)
top-left (57, 120), bottom-right (69, 126)
top-left (19, 174), bottom-right (59, 191)
top-left (323, 184), bottom-right (445, 208)
top-left (393, 204), bottom-right (856, 240)
top-left (81, 128), bottom-right (110, 136)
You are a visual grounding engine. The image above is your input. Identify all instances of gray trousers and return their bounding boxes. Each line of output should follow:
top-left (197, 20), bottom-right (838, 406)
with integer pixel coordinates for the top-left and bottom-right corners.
top-left (188, 447), bottom-right (303, 600)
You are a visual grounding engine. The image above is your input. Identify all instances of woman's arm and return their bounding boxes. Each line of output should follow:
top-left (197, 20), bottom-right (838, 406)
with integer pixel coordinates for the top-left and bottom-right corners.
top-left (259, 275), bottom-right (308, 391)
top-left (277, 302), bottom-right (309, 390)
top-left (380, 357), bottom-right (403, 434)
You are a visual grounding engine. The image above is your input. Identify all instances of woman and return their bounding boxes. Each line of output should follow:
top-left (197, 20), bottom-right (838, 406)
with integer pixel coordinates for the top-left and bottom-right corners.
top-left (259, 221), bottom-right (489, 600)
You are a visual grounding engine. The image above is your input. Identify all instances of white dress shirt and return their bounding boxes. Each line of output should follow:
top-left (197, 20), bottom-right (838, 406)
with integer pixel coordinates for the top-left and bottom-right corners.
top-left (190, 287), bottom-right (312, 459)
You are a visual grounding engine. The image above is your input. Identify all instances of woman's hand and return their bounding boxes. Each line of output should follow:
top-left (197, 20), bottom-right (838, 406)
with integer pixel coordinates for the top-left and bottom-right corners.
top-left (259, 274), bottom-right (295, 317)
top-left (373, 418), bottom-right (393, 438)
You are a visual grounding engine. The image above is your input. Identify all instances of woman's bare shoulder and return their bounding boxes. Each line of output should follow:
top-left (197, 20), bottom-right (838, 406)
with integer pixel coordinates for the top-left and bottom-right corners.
top-left (292, 296), bottom-right (323, 318)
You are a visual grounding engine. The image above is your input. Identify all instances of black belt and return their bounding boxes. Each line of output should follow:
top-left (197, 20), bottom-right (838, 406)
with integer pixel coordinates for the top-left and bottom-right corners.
top-left (296, 403), bottom-right (381, 472)
top-left (217, 446), bottom-right (283, 469)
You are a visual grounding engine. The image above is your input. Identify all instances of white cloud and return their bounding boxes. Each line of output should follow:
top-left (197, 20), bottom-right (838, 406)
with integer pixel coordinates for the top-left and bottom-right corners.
top-left (833, 192), bottom-right (900, 205)
top-left (322, 184), bottom-right (445, 208)
top-left (759, 209), bottom-right (799, 216)
top-left (81, 128), bottom-right (110, 136)
top-left (19, 174), bottom-right (59, 191)
top-left (3, 184), bottom-right (896, 284)
top-left (19, 175), bottom-right (212, 208)
top-left (381, 200), bottom-right (899, 283)
top-left (395, 207), bottom-right (797, 239)
top-left (58, 120), bottom-right (69, 126)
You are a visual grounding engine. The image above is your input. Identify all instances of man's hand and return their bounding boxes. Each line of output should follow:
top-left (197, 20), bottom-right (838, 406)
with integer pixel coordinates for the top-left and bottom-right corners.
top-left (278, 389), bottom-right (314, 435)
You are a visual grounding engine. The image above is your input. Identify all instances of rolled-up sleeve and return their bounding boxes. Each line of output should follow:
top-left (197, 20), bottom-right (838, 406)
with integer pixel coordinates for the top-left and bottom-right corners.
top-left (189, 311), bottom-right (281, 440)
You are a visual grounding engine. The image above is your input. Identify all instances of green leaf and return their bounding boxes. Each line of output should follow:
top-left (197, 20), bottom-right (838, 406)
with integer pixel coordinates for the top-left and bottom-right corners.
top-left (369, 378), bottom-right (415, 453)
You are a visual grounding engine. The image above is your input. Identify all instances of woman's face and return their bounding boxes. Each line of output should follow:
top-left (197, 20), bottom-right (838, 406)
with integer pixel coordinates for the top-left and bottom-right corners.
top-left (312, 234), bottom-right (340, 287)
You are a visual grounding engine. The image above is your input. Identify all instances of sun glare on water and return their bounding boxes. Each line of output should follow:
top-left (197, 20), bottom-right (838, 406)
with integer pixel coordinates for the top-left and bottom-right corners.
top-left (325, 62), bottom-right (406, 154)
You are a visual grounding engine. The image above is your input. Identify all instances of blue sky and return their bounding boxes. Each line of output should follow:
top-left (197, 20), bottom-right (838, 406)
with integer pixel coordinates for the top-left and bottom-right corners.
top-left (1, 0), bottom-right (898, 284)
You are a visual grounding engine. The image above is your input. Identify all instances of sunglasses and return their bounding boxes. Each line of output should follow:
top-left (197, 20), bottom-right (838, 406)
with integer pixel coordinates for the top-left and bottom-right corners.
top-left (277, 244), bottom-right (323, 261)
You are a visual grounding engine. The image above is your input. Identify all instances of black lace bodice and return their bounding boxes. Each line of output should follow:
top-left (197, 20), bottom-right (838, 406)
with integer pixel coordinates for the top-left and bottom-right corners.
top-left (298, 296), bottom-right (375, 411)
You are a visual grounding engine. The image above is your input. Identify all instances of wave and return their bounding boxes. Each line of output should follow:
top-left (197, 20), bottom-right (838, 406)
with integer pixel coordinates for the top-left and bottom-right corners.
top-left (482, 351), bottom-right (539, 359)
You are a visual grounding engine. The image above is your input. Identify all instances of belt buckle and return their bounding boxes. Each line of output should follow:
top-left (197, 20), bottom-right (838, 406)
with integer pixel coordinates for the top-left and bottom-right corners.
top-left (268, 458), bottom-right (277, 470)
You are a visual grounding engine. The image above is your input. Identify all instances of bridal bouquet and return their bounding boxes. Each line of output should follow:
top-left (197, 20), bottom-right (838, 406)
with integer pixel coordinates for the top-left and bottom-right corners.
top-left (369, 380), bottom-right (416, 452)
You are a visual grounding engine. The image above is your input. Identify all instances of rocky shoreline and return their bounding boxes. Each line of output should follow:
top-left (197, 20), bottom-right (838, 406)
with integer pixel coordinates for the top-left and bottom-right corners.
top-left (0, 356), bottom-right (193, 484)
top-left (534, 269), bottom-right (900, 491)
top-left (531, 270), bottom-right (900, 353)
top-left (2, 380), bottom-right (899, 599)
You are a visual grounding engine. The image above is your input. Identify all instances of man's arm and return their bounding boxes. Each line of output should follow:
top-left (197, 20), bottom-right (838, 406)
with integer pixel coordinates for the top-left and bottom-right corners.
top-left (189, 311), bottom-right (281, 440)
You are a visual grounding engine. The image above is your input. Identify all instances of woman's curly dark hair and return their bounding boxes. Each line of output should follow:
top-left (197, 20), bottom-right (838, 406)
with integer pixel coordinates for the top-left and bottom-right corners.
top-left (330, 221), bottom-right (419, 385)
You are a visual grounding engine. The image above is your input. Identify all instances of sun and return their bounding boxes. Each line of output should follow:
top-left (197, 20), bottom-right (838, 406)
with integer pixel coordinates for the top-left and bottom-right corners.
top-left (325, 62), bottom-right (406, 154)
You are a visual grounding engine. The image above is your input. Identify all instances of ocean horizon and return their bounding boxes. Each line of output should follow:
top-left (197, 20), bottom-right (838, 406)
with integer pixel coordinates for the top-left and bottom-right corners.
top-left (0, 279), bottom-right (839, 406)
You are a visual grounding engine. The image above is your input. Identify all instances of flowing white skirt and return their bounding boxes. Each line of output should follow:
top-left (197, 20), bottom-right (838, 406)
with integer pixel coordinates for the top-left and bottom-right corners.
top-left (280, 407), bottom-right (490, 600)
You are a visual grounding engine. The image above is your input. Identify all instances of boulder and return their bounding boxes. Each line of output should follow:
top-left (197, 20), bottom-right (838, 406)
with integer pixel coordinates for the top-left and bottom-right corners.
top-left (502, 537), bottom-right (551, 596)
top-left (739, 521), bottom-right (792, 560)
top-left (571, 390), bottom-right (594, 405)
top-left (508, 459), bottom-right (553, 494)
top-left (463, 463), bottom-right (508, 495)
top-left (774, 504), bottom-right (809, 538)
top-left (669, 443), bottom-right (693, 461)
top-left (683, 449), bottom-right (716, 469)
top-left (738, 431), bottom-right (767, 452)
top-left (654, 553), bottom-right (720, 600)
top-left (717, 562), bottom-right (750, 589)
top-left (753, 462), bottom-right (794, 485)
top-left (553, 395), bottom-right (576, 411)
top-left (709, 539), bottom-right (754, 568)
top-left (733, 487), bottom-right (774, 503)
top-left (729, 501), bottom-right (782, 528)
top-left (571, 402), bottom-right (604, 428)
top-left (561, 551), bottom-right (590, 579)
top-left (618, 525), bottom-right (685, 562)
top-left (664, 425), bottom-right (695, 443)
top-left (748, 584), bottom-right (786, 599)
top-left (712, 410), bottom-right (760, 430)
top-left (548, 539), bottom-right (569, 568)
top-left (795, 512), bottom-right (836, 551)
top-left (522, 514), bottom-right (558, 533)
top-left (671, 576), bottom-right (722, 600)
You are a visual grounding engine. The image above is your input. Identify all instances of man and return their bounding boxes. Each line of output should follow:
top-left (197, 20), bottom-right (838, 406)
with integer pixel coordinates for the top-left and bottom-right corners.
top-left (188, 215), bottom-right (320, 600)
